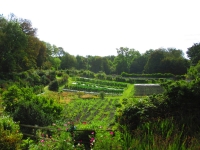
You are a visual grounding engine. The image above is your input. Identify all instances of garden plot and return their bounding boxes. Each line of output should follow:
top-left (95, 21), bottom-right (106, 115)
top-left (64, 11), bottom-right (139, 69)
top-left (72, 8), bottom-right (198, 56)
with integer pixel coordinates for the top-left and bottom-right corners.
top-left (62, 98), bottom-right (118, 129)
top-left (134, 84), bottom-right (164, 96)
top-left (64, 79), bottom-right (127, 95)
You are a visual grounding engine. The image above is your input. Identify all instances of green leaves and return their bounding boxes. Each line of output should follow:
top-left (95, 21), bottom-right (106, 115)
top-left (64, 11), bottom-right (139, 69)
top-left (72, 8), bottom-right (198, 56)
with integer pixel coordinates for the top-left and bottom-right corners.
top-left (0, 115), bottom-right (23, 150)
top-left (2, 85), bottom-right (63, 132)
top-left (187, 43), bottom-right (200, 65)
top-left (0, 19), bottom-right (28, 72)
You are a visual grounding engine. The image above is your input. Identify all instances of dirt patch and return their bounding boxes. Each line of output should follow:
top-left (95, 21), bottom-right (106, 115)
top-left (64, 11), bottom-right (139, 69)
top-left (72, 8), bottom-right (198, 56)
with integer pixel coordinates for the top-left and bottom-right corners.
top-left (81, 94), bottom-right (97, 99)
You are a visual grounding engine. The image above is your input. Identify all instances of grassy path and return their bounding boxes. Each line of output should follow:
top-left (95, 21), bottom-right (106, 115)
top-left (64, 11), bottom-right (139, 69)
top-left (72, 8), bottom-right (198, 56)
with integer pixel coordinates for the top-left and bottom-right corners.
top-left (118, 84), bottom-right (134, 109)
top-left (121, 84), bottom-right (134, 99)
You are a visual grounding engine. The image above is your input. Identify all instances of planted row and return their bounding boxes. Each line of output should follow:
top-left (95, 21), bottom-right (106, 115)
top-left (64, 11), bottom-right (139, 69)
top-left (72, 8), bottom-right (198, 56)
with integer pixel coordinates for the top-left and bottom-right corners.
top-left (76, 77), bottom-right (128, 88)
top-left (62, 98), bottom-right (119, 127)
top-left (66, 84), bottom-right (123, 94)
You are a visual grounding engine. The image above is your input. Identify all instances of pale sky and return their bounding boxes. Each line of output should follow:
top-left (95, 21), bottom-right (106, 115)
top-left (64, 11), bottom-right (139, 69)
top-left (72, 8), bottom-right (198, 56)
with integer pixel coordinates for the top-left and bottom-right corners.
top-left (1, 0), bottom-right (200, 57)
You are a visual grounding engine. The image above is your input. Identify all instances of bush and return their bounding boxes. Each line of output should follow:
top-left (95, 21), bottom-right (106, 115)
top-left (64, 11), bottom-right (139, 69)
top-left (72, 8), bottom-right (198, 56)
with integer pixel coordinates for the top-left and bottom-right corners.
top-left (0, 115), bottom-right (23, 150)
top-left (2, 86), bottom-right (63, 134)
top-left (99, 91), bottom-right (105, 100)
top-left (56, 71), bottom-right (63, 77)
top-left (48, 80), bottom-right (59, 91)
top-left (48, 70), bottom-right (56, 80)
top-left (116, 100), bottom-right (155, 131)
top-left (41, 75), bottom-right (50, 85)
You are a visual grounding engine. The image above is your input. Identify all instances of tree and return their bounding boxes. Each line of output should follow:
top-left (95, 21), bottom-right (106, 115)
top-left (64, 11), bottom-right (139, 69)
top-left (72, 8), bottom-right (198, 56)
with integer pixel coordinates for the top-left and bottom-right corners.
top-left (60, 52), bottom-right (77, 69)
top-left (102, 57), bottom-right (112, 74)
top-left (22, 36), bottom-right (41, 70)
top-left (53, 57), bottom-right (61, 70)
top-left (76, 55), bottom-right (87, 70)
top-left (0, 16), bottom-right (28, 72)
top-left (0, 14), bottom-right (48, 72)
top-left (36, 41), bottom-right (47, 68)
top-left (115, 47), bottom-right (141, 74)
top-left (19, 18), bottom-right (37, 36)
top-left (160, 57), bottom-right (189, 75)
top-left (187, 43), bottom-right (200, 65)
top-left (90, 56), bottom-right (103, 73)
top-left (144, 49), bottom-right (165, 73)
top-left (130, 55), bottom-right (147, 73)
top-left (114, 47), bottom-right (129, 74)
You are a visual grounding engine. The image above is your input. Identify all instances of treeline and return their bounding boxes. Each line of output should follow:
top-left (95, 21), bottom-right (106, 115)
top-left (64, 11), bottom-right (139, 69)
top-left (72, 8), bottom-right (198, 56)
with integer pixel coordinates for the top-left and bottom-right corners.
top-left (1, 14), bottom-right (200, 75)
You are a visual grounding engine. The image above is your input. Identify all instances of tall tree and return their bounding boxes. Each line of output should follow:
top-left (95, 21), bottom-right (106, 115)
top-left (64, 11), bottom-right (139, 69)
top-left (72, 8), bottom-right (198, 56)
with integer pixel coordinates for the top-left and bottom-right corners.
top-left (115, 47), bottom-right (130, 74)
top-left (19, 18), bottom-right (37, 36)
top-left (144, 49), bottom-right (165, 73)
top-left (36, 41), bottom-right (47, 68)
top-left (60, 52), bottom-right (77, 69)
top-left (0, 16), bottom-right (28, 72)
top-left (130, 55), bottom-right (147, 73)
top-left (102, 57), bottom-right (112, 74)
top-left (115, 47), bottom-right (141, 74)
top-left (76, 55), bottom-right (87, 70)
top-left (52, 57), bottom-right (61, 70)
top-left (187, 43), bottom-right (200, 65)
top-left (90, 56), bottom-right (103, 73)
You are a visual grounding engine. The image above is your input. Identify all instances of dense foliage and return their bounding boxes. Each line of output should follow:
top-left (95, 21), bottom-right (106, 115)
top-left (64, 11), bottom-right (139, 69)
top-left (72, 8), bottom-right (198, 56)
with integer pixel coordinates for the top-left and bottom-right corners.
top-left (0, 115), bottom-right (23, 150)
top-left (117, 78), bottom-right (200, 136)
top-left (0, 14), bottom-right (195, 77)
top-left (2, 85), bottom-right (63, 134)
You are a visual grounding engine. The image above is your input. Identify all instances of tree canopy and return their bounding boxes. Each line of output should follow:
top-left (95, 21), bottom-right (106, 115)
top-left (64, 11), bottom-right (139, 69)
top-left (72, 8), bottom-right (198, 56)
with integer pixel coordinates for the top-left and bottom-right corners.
top-left (0, 13), bottom-right (195, 76)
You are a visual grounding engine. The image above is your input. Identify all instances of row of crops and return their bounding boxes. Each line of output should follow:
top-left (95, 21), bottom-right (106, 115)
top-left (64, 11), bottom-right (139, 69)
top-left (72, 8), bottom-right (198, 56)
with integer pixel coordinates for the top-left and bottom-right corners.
top-left (75, 77), bottom-right (128, 87)
top-left (76, 76), bottom-right (170, 84)
top-left (61, 98), bottom-right (119, 129)
top-left (64, 77), bottom-right (128, 94)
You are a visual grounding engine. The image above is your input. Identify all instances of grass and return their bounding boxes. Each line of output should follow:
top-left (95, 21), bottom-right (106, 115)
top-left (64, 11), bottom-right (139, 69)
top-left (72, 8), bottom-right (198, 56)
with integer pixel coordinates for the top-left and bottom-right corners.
top-left (121, 84), bottom-right (134, 99)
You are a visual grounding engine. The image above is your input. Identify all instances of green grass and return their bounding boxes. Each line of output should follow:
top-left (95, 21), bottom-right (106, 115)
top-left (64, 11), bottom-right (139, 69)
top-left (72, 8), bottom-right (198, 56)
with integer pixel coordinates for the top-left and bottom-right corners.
top-left (121, 84), bottom-right (134, 98)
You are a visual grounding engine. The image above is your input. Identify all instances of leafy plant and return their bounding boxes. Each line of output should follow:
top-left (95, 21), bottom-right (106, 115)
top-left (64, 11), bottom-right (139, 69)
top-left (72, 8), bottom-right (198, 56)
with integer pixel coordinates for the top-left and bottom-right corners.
top-left (99, 91), bottom-right (105, 100)
top-left (0, 115), bottom-right (23, 150)
top-left (2, 85), bottom-right (63, 135)
top-left (48, 80), bottom-right (59, 91)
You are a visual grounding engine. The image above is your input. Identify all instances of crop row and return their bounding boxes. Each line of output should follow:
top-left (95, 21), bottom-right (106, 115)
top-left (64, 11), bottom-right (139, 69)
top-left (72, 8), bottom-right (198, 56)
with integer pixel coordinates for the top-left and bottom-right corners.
top-left (75, 77), bottom-right (128, 87)
top-left (66, 84), bottom-right (124, 94)
top-left (62, 99), bottom-right (119, 128)
top-left (73, 81), bottom-right (124, 89)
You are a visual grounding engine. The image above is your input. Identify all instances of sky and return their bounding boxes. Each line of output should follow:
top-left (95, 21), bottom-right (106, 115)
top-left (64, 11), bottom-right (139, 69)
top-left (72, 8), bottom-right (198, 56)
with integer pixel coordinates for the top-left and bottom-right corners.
top-left (1, 0), bottom-right (200, 57)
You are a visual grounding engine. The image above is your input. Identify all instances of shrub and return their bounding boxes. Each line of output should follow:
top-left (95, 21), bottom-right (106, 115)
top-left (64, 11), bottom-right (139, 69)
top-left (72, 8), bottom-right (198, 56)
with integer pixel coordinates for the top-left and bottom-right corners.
top-left (96, 72), bottom-right (106, 80)
top-left (19, 71), bottom-right (29, 79)
top-left (48, 70), bottom-right (56, 80)
top-left (41, 75), bottom-right (50, 85)
top-left (56, 71), bottom-right (63, 77)
top-left (99, 91), bottom-right (105, 100)
top-left (0, 115), bottom-right (23, 150)
top-left (2, 86), bottom-right (63, 134)
top-left (48, 80), bottom-right (59, 91)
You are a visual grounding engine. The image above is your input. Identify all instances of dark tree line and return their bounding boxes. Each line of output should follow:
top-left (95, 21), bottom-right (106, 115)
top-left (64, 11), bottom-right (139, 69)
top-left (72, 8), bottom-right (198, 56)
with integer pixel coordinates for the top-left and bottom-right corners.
top-left (1, 14), bottom-right (199, 75)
